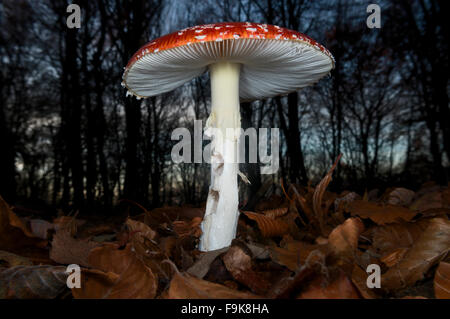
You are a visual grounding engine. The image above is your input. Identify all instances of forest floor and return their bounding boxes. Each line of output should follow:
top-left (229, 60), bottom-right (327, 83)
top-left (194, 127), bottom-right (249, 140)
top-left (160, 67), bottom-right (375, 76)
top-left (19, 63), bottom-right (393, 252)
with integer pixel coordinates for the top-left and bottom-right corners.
top-left (0, 167), bottom-right (449, 299)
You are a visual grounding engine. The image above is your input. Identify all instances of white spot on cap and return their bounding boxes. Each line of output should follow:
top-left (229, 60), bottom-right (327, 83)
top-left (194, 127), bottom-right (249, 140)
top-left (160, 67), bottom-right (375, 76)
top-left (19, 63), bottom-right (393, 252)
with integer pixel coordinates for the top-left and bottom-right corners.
top-left (195, 29), bottom-right (203, 33)
top-left (233, 34), bottom-right (240, 39)
top-left (215, 26), bottom-right (221, 30)
top-left (178, 32), bottom-right (183, 35)
top-left (195, 35), bottom-right (206, 40)
top-left (154, 48), bottom-right (159, 52)
top-left (215, 37), bottom-right (223, 42)
top-left (246, 27), bottom-right (257, 32)
top-left (275, 35), bottom-right (281, 39)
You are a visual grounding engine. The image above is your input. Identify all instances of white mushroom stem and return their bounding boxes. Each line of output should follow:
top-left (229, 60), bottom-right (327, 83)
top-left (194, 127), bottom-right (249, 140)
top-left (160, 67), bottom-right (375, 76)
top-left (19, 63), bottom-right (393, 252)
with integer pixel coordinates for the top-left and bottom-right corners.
top-left (199, 61), bottom-right (242, 251)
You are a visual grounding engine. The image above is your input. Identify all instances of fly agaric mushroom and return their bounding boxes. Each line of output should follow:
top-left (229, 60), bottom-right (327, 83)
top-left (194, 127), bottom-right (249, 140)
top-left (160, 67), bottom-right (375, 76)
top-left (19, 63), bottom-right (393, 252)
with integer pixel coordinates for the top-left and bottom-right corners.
top-left (122, 22), bottom-right (334, 251)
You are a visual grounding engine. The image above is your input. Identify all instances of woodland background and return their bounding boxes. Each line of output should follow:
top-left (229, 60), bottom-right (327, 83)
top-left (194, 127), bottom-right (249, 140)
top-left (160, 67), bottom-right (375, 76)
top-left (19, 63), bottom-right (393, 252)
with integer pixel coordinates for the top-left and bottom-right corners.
top-left (0, 0), bottom-right (448, 214)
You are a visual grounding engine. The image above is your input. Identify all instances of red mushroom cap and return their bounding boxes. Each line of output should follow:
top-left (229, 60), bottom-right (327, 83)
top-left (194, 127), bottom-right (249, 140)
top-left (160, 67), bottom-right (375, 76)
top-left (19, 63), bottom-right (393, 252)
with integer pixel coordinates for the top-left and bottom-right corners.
top-left (123, 22), bottom-right (334, 100)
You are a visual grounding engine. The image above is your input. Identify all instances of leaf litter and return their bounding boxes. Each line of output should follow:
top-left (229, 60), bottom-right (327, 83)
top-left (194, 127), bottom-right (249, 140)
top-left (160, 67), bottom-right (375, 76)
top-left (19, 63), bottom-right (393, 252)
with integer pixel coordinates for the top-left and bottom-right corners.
top-left (0, 159), bottom-right (449, 299)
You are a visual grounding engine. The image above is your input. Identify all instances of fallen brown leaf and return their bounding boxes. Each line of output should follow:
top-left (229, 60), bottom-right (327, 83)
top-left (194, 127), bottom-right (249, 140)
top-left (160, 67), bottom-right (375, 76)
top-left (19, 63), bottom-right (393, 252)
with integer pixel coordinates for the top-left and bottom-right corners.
top-left (380, 248), bottom-right (409, 267)
top-left (124, 218), bottom-right (173, 281)
top-left (71, 268), bottom-right (119, 299)
top-left (160, 236), bottom-right (177, 258)
top-left (347, 200), bottom-right (417, 224)
top-left (72, 243), bottom-right (157, 298)
top-left (187, 247), bottom-right (229, 279)
top-left (434, 262), bottom-right (450, 299)
top-left (268, 252), bottom-right (327, 298)
top-left (0, 250), bottom-right (33, 267)
top-left (126, 218), bottom-right (157, 241)
top-left (0, 265), bottom-right (68, 298)
top-left (28, 219), bottom-right (54, 239)
top-left (382, 218), bottom-right (450, 290)
top-left (50, 228), bottom-right (100, 267)
top-left (262, 207), bottom-right (288, 219)
top-left (172, 217), bottom-right (202, 238)
top-left (164, 272), bottom-right (261, 299)
top-left (328, 217), bottom-right (364, 258)
top-left (269, 240), bottom-right (327, 272)
top-left (243, 211), bottom-right (289, 237)
top-left (53, 215), bottom-right (84, 237)
top-left (387, 188), bottom-right (415, 206)
top-left (312, 154), bottom-right (341, 235)
top-left (0, 196), bottom-right (47, 251)
top-left (371, 219), bottom-right (429, 256)
top-left (410, 190), bottom-right (446, 212)
top-left (222, 244), bottom-right (271, 295)
top-left (351, 265), bottom-right (378, 299)
top-left (297, 271), bottom-right (361, 299)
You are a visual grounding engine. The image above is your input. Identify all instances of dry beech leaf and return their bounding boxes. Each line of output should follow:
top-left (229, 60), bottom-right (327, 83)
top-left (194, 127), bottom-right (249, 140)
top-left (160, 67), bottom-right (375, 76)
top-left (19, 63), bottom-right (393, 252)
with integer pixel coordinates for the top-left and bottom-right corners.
top-left (382, 218), bottom-right (450, 290)
top-left (243, 211), bottom-right (289, 237)
top-left (334, 192), bottom-right (360, 212)
top-left (312, 154), bottom-right (341, 235)
top-left (262, 207), bottom-right (288, 219)
top-left (126, 218), bottom-right (157, 241)
top-left (28, 219), bottom-right (55, 239)
top-left (164, 272), bottom-right (260, 299)
top-left (255, 194), bottom-right (285, 211)
top-left (328, 218), bottom-right (364, 257)
top-left (0, 250), bottom-right (33, 267)
top-left (187, 247), bottom-right (229, 279)
top-left (351, 265), bottom-right (378, 299)
top-left (53, 215), bottom-right (85, 236)
top-left (371, 220), bottom-right (429, 256)
top-left (125, 217), bottom-right (158, 255)
top-left (434, 262), bottom-right (450, 299)
top-left (172, 217), bottom-right (202, 238)
top-left (160, 236), bottom-right (178, 259)
top-left (327, 218), bottom-right (364, 274)
top-left (268, 260), bottom-right (323, 299)
top-left (222, 244), bottom-right (271, 295)
top-left (291, 186), bottom-right (315, 223)
top-left (387, 188), bottom-right (415, 206)
top-left (0, 265), bottom-right (68, 299)
top-left (380, 248), bottom-right (409, 267)
top-left (125, 220), bottom-right (173, 281)
top-left (297, 271), bottom-right (361, 299)
top-left (410, 191), bottom-right (445, 212)
top-left (0, 196), bottom-right (47, 251)
top-left (83, 224), bottom-right (116, 236)
top-left (269, 241), bottom-right (327, 272)
top-left (50, 228), bottom-right (100, 267)
top-left (346, 200), bottom-right (417, 225)
top-left (71, 269), bottom-right (119, 299)
top-left (246, 243), bottom-right (270, 260)
top-left (74, 243), bottom-right (157, 298)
